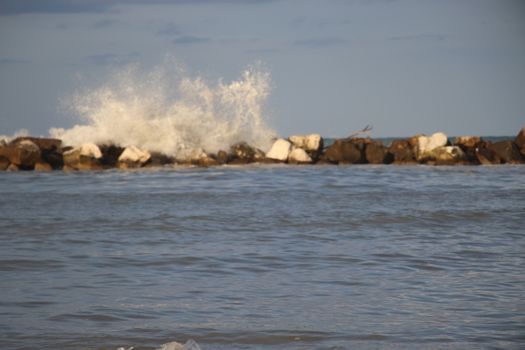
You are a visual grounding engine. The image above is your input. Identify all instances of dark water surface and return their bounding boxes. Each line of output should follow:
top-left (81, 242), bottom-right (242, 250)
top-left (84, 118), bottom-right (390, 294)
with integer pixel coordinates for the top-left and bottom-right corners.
top-left (1, 165), bottom-right (524, 350)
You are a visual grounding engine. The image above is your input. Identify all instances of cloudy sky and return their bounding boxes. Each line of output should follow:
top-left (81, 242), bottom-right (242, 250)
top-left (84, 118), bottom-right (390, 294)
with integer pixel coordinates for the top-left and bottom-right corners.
top-left (0, 0), bottom-right (524, 138)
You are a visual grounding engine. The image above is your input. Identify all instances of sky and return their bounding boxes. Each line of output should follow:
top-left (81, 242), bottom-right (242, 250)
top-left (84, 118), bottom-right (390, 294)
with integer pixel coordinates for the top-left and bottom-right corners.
top-left (0, 0), bottom-right (524, 138)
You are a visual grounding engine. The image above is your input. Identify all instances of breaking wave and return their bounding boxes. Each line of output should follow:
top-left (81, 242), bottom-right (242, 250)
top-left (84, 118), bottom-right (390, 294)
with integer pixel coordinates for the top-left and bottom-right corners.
top-left (50, 61), bottom-right (277, 158)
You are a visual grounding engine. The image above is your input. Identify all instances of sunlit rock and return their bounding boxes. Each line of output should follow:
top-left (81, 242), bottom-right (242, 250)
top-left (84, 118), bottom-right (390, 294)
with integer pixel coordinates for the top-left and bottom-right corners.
top-left (34, 161), bottom-right (53, 171)
top-left (63, 143), bottom-right (102, 170)
top-left (265, 138), bottom-right (291, 161)
top-left (0, 139), bottom-right (41, 168)
top-left (0, 156), bottom-right (9, 171)
top-left (288, 147), bottom-right (312, 164)
top-left (416, 132), bottom-right (448, 162)
top-left (433, 146), bottom-right (467, 165)
top-left (117, 146), bottom-right (151, 168)
top-left (289, 134), bottom-right (323, 152)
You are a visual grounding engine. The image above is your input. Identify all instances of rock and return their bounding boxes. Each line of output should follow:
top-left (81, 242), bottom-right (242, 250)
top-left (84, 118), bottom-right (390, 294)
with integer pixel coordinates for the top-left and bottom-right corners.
top-left (229, 142), bottom-right (256, 164)
top-left (34, 161), bottom-right (53, 171)
top-left (62, 143), bottom-right (103, 170)
top-left (486, 141), bottom-right (523, 164)
top-left (99, 144), bottom-right (125, 167)
top-left (0, 139), bottom-right (41, 168)
top-left (0, 156), bottom-right (9, 171)
top-left (9, 137), bottom-right (64, 170)
top-left (515, 126), bottom-right (525, 157)
top-left (148, 152), bottom-right (175, 167)
top-left (322, 139), bottom-right (362, 164)
top-left (216, 150), bottom-right (230, 164)
top-left (7, 163), bottom-right (19, 171)
top-left (10, 137), bottom-right (61, 152)
top-left (117, 146), bottom-right (151, 168)
top-left (387, 139), bottom-right (416, 164)
top-left (433, 146), bottom-right (467, 165)
top-left (416, 132), bottom-right (448, 161)
top-left (475, 143), bottom-right (502, 165)
top-left (454, 136), bottom-right (482, 163)
top-left (266, 139), bottom-right (291, 162)
top-left (454, 136), bottom-right (481, 149)
top-left (288, 147), bottom-right (313, 164)
top-left (365, 141), bottom-right (390, 164)
top-left (194, 154), bottom-right (220, 167)
top-left (289, 134), bottom-right (323, 158)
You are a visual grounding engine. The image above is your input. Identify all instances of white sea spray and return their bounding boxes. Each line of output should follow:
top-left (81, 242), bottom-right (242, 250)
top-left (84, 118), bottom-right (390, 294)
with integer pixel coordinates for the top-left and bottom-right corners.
top-left (50, 62), bottom-right (277, 158)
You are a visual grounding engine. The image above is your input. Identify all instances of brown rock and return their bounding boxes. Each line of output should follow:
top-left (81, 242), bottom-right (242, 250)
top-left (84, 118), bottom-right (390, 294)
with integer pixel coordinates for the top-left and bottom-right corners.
top-left (365, 141), bottom-right (390, 164)
top-left (0, 156), bottom-right (9, 171)
top-left (10, 137), bottom-right (61, 152)
top-left (7, 163), bottom-right (19, 171)
top-left (515, 126), bottom-right (525, 149)
top-left (486, 141), bottom-right (523, 164)
top-left (475, 143), bottom-right (502, 165)
top-left (34, 161), bottom-right (53, 171)
top-left (62, 145), bottom-right (103, 171)
top-left (0, 140), bottom-right (41, 168)
top-left (147, 152), bottom-right (175, 167)
top-left (322, 139), bottom-right (362, 164)
top-left (454, 136), bottom-right (482, 163)
top-left (388, 139), bottom-right (416, 164)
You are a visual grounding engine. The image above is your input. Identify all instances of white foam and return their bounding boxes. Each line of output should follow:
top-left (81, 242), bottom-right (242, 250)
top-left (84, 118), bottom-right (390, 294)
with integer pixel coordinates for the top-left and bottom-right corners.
top-left (50, 61), bottom-right (277, 158)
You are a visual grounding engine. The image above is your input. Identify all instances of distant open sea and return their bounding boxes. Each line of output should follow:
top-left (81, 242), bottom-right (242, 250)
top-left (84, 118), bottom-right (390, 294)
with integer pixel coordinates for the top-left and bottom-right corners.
top-left (1, 164), bottom-right (524, 350)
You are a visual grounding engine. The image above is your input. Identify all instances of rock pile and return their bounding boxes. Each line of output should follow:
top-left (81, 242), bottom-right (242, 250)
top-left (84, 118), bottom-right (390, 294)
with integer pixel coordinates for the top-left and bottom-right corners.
top-left (1, 127), bottom-right (524, 171)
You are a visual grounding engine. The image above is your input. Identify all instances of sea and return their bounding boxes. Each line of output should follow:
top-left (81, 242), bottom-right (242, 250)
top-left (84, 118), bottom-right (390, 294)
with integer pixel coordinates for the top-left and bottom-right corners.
top-left (1, 164), bottom-right (524, 350)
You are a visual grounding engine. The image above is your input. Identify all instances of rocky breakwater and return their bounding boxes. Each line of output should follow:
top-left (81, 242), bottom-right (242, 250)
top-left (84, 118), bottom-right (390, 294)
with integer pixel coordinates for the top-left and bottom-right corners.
top-left (1, 128), bottom-right (524, 171)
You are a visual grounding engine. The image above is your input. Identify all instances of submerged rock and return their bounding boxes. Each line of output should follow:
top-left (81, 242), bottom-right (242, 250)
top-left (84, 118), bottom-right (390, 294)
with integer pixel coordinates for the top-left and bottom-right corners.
top-left (288, 147), bottom-right (313, 164)
top-left (63, 143), bottom-right (103, 170)
top-left (117, 146), bottom-right (151, 168)
top-left (266, 139), bottom-right (291, 162)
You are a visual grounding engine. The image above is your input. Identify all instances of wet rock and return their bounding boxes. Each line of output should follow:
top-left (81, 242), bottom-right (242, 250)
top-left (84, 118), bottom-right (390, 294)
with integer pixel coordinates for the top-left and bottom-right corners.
top-left (0, 156), bottom-right (9, 171)
top-left (148, 152), bottom-right (175, 167)
top-left (62, 143), bottom-right (103, 170)
top-left (365, 140), bottom-right (390, 164)
top-left (34, 161), bottom-right (53, 171)
top-left (266, 139), bottom-right (291, 162)
top-left (99, 144), bottom-right (125, 167)
top-left (416, 132), bottom-right (448, 162)
top-left (322, 139), bottom-right (362, 164)
top-left (288, 147), bottom-right (313, 164)
top-left (216, 150), bottom-right (230, 164)
top-left (0, 139), bottom-right (41, 168)
top-left (117, 146), bottom-right (151, 169)
top-left (194, 154), bottom-right (220, 167)
top-left (229, 142), bottom-right (256, 164)
top-left (387, 139), bottom-right (416, 164)
top-left (486, 141), bottom-right (523, 164)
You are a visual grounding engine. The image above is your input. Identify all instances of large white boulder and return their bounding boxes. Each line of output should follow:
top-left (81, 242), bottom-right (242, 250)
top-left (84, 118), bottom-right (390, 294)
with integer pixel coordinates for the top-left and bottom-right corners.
top-left (118, 146), bottom-right (151, 165)
top-left (265, 139), bottom-right (291, 161)
top-left (289, 134), bottom-right (323, 152)
top-left (417, 132), bottom-right (448, 160)
top-left (288, 147), bottom-right (312, 164)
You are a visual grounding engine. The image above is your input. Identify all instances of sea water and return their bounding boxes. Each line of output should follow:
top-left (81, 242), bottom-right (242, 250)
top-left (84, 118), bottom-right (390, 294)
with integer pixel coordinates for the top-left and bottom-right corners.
top-left (1, 164), bottom-right (524, 350)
